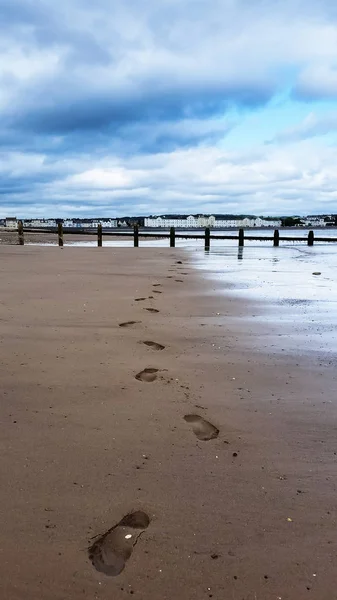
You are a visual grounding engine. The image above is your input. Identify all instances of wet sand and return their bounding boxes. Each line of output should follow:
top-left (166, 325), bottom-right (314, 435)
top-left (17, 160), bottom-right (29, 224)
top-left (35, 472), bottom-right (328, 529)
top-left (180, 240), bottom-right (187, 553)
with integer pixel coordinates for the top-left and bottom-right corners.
top-left (0, 247), bottom-right (336, 600)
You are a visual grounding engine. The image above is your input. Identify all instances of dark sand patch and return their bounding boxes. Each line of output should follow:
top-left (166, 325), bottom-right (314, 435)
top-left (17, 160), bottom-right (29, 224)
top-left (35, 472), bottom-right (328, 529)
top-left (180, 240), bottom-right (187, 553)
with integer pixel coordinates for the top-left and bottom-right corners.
top-left (88, 511), bottom-right (150, 577)
top-left (184, 414), bottom-right (219, 441)
top-left (135, 368), bottom-right (159, 382)
top-left (142, 341), bottom-right (165, 351)
top-left (119, 321), bottom-right (142, 328)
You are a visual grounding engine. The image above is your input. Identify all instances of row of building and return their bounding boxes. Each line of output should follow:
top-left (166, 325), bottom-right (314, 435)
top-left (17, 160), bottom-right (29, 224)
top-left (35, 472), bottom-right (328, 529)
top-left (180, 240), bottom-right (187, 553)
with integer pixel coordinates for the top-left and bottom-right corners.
top-left (144, 215), bottom-right (334, 227)
top-left (2, 214), bottom-right (334, 229)
top-left (144, 215), bottom-right (282, 228)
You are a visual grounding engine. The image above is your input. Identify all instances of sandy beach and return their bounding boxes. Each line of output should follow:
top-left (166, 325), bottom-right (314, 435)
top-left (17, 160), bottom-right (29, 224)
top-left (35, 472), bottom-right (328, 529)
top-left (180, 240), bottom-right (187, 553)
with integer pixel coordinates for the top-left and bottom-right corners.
top-left (0, 246), bottom-right (336, 600)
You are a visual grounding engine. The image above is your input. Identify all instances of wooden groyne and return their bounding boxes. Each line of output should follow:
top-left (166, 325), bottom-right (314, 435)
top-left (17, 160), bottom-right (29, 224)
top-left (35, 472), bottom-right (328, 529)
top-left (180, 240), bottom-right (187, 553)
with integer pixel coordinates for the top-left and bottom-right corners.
top-left (13, 222), bottom-right (337, 248)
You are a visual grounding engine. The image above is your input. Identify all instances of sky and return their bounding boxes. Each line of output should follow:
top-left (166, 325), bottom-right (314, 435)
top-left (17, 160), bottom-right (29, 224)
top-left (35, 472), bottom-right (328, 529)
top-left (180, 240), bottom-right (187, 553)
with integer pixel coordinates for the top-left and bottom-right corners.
top-left (1, 0), bottom-right (337, 218)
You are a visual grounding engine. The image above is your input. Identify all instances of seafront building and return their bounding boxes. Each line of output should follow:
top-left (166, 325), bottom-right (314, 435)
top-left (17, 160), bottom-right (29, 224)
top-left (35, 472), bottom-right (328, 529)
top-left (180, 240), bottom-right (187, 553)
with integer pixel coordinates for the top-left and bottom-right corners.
top-left (2, 214), bottom-right (334, 229)
top-left (144, 215), bottom-right (282, 228)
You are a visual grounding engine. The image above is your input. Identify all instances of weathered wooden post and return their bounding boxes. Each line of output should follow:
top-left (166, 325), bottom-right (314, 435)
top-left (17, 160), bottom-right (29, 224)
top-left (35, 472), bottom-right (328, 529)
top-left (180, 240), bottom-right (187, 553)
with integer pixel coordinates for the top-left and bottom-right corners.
top-left (308, 230), bottom-right (314, 246)
top-left (273, 229), bottom-right (279, 247)
top-left (58, 222), bottom-right (64, 247)
top-left (18, 220), bottom-right (24, 246)
top-left (97, 223), bottom-right (102, 247)
top-left (205, 227), bottom-right (210, 251)
top-left (133, 225), bottom-right (139, 247)
top-left (238, 228), bottom-right (244, 246)
top-left (170, 227), bottom-right (175, 248)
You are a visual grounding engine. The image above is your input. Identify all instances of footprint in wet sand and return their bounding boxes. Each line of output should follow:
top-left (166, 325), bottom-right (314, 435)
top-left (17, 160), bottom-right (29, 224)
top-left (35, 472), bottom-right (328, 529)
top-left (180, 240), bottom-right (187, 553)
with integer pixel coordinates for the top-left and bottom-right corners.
top-left (175, 279), bottom-right (184, 283)
top-left (135, 298), bottom-right (147, 302)
top-left (135, 368), bottom-right (159, 382)
top-left (153, 290), bottom-right (162, 294)
top-left (142, 341), bottom-right (165, 351)
top-left (119, 321), bottom-right (141, 328)
top-left (144, 308), bottom-right (159, 313)
top-left (184, 414), bottom-right (219, 441)
top-left (153, 284), bottom-right (162, 287)
top-left (88, 510), bottom-right (150, 577)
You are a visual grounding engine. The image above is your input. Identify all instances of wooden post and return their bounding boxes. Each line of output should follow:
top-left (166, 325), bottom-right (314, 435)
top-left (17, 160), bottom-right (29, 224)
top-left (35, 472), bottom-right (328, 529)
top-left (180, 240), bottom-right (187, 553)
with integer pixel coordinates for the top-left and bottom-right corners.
top-left (273, 229), bottom-right (279, 247)
top-left (170, 227), bottom-right (175, 248)
top-left (308, 230), bottom-right (314, 246)
top-left (18, 220), bottom-right (24, 246)
top-left (133, 225), bottom-right (139, 247)
top-left (205, 227), bottom-right (210, 251)
top-left (238, 228), bottom-right (244, 246)
top-left (97, 223), bottom-right (102, 247)
top-left (58, 222), bottom-right (64, 247)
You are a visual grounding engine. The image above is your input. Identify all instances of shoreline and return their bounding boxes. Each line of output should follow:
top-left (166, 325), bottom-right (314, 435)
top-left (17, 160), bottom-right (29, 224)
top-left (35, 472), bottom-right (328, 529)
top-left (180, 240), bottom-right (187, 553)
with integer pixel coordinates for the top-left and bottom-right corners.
top-left (0, 246), bottom-right (336, 599)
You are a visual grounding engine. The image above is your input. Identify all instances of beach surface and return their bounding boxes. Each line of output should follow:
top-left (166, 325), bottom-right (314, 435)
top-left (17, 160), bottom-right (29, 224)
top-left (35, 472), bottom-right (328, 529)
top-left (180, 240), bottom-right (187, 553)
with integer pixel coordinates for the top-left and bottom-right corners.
top-left (0, 246), bottom-right (336, 600)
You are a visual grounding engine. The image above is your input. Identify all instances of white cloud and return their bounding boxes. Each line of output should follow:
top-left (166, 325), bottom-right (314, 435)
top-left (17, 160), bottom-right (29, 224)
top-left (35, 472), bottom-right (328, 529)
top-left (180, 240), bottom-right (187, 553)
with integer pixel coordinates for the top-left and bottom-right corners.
top-left (2, 140), bottom-right (337, 217)
top-left (1, 0), bottom-right (337, 215)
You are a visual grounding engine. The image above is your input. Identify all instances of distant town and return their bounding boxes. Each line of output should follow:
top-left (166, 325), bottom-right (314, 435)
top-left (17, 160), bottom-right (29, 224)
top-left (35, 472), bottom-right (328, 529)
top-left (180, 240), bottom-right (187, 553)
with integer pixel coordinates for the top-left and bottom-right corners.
top-left (1, 214), bottom-right (337, 229)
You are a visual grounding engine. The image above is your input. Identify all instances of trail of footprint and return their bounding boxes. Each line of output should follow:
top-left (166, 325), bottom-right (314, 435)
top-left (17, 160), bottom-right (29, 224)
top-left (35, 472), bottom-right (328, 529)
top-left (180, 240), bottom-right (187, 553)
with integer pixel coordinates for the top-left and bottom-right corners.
top-left (119, 321), bottom-right (142, 328)
top-left (135, 298), bottom-right (147, 302)
top-left (135, 368), bottom-right (159, 382)
top-left (184, 414), bottom-right (219, 441)
top-left (142, 341), bottom-right (165, 351)
top-left (88, 511), bottom-right (150, 577)
top-left (144, 308), bottom-right (159, 313)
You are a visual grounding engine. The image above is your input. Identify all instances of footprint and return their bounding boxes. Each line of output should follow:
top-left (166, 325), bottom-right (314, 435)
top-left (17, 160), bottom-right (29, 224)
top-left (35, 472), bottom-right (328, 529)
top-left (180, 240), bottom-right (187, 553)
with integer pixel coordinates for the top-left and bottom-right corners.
top-left (184, 415), bottom-right (219, 441)
top-left (175, 280), bottom-right (184, 283)
top-left (153, 284), bottom-right (162, 287)
top-left (142, 341), bottom-right (165, 351)
top-left (88, 511), bottom-right (150, 577)
top-left (135, 298), bottom-right (147, 302)
top-left (119, 321), bottom-right (141, 328)
top-left (167, 276), bottom-right (173, 279)
top-left (135, 368), bottom-right (159, 382)
top-left (144, 308), bottom-right (159, 313)
top-left (176, 261), bottom-right (183, 264)
top-left (152, 290), bottom-right (162, 294)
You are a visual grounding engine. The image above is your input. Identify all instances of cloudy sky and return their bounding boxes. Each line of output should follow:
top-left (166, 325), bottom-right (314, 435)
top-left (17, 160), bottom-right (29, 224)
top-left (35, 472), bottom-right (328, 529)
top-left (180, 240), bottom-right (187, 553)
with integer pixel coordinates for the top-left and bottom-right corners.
top-left (1, 0), bottom-right (337, 217)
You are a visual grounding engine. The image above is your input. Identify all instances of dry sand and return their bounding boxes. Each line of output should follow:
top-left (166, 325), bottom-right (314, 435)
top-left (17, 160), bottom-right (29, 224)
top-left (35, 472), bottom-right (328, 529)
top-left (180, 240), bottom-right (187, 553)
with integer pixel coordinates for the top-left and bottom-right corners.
top-left (0, 247), bottom-right (336, 600)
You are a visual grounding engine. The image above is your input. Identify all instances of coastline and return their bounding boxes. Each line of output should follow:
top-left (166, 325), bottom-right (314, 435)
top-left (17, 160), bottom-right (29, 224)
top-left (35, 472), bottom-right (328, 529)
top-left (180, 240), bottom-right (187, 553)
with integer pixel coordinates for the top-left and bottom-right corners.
top-left (0, 246), bottom-right (336, 599)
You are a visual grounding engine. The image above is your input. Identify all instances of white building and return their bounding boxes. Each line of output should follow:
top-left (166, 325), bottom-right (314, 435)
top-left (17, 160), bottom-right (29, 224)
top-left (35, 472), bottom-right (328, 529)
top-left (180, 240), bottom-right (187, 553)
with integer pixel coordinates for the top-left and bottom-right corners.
top-left (303, 216), bottom-right (326, 227)
top-left (144, 215), bottom-right (282, 228)
top-left (24, 219), bottom-right (57, 227)
top-left (5, 217), bottom-right (18, 228)
top-left (145, 216), bottom-right (188, 227)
